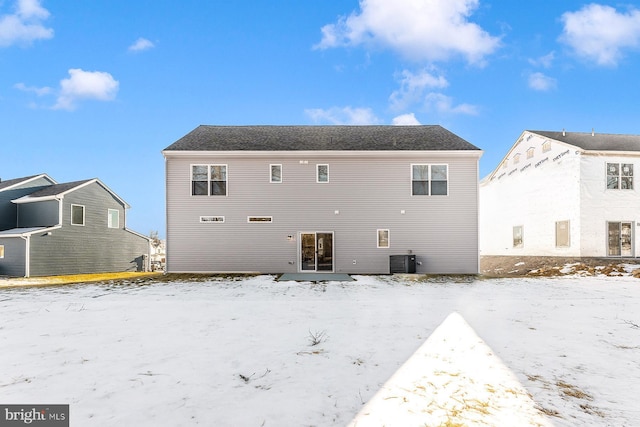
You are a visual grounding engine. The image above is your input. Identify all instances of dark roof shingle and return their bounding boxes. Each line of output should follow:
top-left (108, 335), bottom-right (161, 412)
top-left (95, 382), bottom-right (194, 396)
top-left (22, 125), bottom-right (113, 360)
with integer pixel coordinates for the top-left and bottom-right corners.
top-left (21, 179), bottom-right (94, 198)
top-left (0, 174), bottom-right (43, 191)
top-left (531, 130), bottom-right (640, 152)
top-left (164, 125), bottom-right (481, 152)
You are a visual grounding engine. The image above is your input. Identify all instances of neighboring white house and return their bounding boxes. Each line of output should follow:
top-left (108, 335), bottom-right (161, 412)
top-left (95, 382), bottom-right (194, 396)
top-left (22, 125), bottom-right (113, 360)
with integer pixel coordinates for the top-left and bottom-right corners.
top-left (480, 130), bottom-right (640, 258)
top-left (163, 125), bottom-right (483, 275)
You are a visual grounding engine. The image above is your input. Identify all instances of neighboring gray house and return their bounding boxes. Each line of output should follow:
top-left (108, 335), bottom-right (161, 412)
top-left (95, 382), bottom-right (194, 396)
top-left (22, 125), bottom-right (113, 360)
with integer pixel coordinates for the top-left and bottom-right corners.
top-left (0, 175), bottom-right (150, 277)
top-left (163, 125), bottom-right (482, 274)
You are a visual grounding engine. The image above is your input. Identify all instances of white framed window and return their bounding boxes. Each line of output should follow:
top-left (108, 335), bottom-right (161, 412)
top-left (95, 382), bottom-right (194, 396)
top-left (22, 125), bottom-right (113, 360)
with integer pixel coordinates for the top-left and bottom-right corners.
top-left (200, 216), bottom-right (225, 223)
top-left (411, 164), bottom-right (448, 196)
top-left (513, 225), bottom-right (523, 248)
top-left (0, 245), bottom-right (4, 259)
top-left (270, 164), bottom-right (282, 183)
top-left (71, 204), bottom-right (85, 226)
top-left (108, 209), bottom-right (119, 228)
top-left (248, 216), bottom-right (273, 223)
top-left (191, 164), bottom-right (227, 196)
top-left (556, 220), bottom-right (570, 248)
top-left (377, 229), bottom-right (390, 248)
top-left (606, 163), bottom-right (633, 190)
top-left (317, 164), bottom-right (329, 183)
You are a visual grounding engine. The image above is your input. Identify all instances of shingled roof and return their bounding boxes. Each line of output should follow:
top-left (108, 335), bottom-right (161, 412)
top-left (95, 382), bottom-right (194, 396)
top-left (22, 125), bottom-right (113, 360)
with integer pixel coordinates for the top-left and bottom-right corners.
top-left (164, 125), bottom-right (481, 152)
top-left (20, 179), bottom-right (94, 198)
top-left (0, 174), bottom-right (53, 192)
top-left (531, 130), bottom-right (640, 152)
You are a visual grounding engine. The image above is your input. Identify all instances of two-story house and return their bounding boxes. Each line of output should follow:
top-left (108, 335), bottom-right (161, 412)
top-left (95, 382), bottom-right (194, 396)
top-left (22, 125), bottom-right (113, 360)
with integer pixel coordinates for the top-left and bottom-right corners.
top-left (0, 174), bottom-right (150, 277)
top-left (480, 130), bottom-right (640, 258)
top-left (163, 125), bottom-right (482, 275)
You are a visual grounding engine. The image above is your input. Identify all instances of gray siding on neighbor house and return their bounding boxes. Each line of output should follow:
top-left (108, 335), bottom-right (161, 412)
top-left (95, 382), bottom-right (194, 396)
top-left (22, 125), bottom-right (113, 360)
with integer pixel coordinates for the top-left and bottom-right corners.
top-left (0, 237), bottom-right (26, 277)
top-left (18, 200), bottom-right (59, 227)
top-left (27, 182), bottom-right (149, 276)
top-left (0, 176), bottom-right (55, 231)
top-left (165, 153), bottom-right (479, 274)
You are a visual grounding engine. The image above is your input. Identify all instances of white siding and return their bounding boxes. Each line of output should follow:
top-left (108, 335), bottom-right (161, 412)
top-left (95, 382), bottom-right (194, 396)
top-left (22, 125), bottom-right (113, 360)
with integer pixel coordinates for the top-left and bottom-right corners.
top-left (480, 134), bottom-right (582, 256)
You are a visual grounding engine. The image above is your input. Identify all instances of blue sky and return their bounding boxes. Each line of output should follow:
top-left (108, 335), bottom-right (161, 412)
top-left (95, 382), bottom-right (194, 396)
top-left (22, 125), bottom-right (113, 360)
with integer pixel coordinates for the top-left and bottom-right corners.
top-left (3, 0), bottom-right (640, 237)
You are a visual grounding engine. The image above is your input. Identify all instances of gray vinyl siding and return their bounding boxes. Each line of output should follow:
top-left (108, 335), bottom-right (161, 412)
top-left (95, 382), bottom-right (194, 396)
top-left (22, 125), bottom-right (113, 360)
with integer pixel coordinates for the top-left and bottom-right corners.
top-left (0, 177), bottom-right (54, 231)
top-left (18, 200), bottom-right (58, 227)
top-left (166, 154), bottom-right (479, 274)
top-left (0, 238), bottom-right (26, 277)
top-left (27, 182), bottom-right (150, 276)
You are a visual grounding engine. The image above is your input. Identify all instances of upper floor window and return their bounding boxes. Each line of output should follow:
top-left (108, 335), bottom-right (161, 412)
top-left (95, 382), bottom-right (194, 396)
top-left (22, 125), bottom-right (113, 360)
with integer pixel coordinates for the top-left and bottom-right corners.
top-left (270, 164), bottom-right (282, 183)
top-left (192, 165), bottom-right (227, 196)
top-left (412, 164), bottom-right (448, 196)
top-left (108, 209), bottom-right (119, 228)
top-left (606, 163), bottom-right (633, 190)
top-left (513, 153), bottom-right (520, 164)
top-left (542, 140), bottom-right (551, 152)
top-left (317, 164), bottom-right (329, 183)
top-left (0, 245), bottom-right (4, 259)
top-left (71, 204), bottom-right (85, 226)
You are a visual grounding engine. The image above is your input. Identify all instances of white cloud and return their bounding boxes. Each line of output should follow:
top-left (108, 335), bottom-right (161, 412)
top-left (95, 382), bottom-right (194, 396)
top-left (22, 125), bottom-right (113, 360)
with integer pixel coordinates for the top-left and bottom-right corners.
top-left (390, 68), bottom-right (448, 110)
top-left (315, 0), bottom-right (500, 65)
top-left (305, 106), bottom-right (381, 125)
top-left (528, 51), bottom-right (555, 68)
top-left (53, 69), bottom-right (119, 111)
top-left (528, 72), bottom-right (556, 91)
top-left (392, 113), bottom-right (421, 125)
top-left (424, 92), bottom-right (478, 115)
top-left (14, 82), bottom-right (51, 96)
top-left (560, 4), bottom-right (640, 66)
top-left (0, 0), bottom-right (53, 47)
top-left (128, 37), bottom-right (155, 52)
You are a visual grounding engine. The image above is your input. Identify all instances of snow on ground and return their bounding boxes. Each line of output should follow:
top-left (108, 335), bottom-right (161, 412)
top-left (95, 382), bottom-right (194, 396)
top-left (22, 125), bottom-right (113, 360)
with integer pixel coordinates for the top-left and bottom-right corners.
top-left (1, 275), bottom-right (639, 426)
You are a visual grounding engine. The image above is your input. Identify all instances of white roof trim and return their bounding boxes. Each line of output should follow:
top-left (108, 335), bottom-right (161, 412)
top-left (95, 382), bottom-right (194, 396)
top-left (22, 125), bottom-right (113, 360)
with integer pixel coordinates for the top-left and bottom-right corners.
top-left (0, 225), bottom-right (62, 238)
top-left (162, 150), bottom-right (483, 159)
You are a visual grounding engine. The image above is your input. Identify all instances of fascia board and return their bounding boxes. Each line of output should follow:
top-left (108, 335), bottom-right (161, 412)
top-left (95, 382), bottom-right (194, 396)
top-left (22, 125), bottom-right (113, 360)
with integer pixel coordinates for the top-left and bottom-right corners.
top-left (162, 150), bottom-right (483, 159)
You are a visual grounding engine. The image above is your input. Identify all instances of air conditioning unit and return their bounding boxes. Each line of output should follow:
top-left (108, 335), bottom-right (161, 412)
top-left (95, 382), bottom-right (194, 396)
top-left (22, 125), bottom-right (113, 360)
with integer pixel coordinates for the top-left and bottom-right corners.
top-left (389, 255), bottom-right (416, 274)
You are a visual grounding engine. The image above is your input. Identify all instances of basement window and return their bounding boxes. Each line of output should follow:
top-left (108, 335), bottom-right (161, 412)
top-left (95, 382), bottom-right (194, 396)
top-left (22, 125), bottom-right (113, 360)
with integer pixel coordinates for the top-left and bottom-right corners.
top-left (200, 216), bottom-right (225, 223)
top-left (513, 225), bottom-right (523, 248)
top-left (248, 216), bottom-right (273, 223)
top-left (556, 220), bottom-right (570, 248)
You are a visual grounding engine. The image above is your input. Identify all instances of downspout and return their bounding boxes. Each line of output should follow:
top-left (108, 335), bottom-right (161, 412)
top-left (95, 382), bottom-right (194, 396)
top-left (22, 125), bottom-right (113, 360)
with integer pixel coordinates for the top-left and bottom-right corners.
top-left (21, 235), bottom-right (30, 277)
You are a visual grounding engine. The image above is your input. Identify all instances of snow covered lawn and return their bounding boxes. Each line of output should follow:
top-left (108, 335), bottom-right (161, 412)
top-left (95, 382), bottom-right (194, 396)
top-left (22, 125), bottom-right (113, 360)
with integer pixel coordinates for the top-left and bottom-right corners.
top-left (1, 275), bottom-right (639, 426)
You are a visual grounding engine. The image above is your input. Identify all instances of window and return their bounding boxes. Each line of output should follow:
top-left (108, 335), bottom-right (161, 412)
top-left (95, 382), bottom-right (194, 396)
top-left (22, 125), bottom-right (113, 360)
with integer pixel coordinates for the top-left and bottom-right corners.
top-left (542, 140), bottom-right (551, 152)
top-left (192, 164), bottom-right (227, 196)
top-left (513, 153), bottom-right (520, 164)
top-left (200, 216), bottom-right (225, 223)
top-left (607, 163), bottom-right (633, 190)
top-left (556, 220), bottom-right (570, 247)
top-left (0, 245), bottom-right (4, 259)
top-left (412, 164), bottom-right (448, 196)
top-left (513, 225), bottom-right (523, 248)
top-left (527, 147), bottom-right (534, 159)
top-left (248, 216), bottom-right (273, 223)
top-left (377, 229), bottom-right (389, 248)
top-left (108, 209), bottom-right (119, 228)
top-left (71, 204), bottom-right (85, 226)
top-left (270, 164), bottom-right (282, 183)
top-left (317, 164), bottom-right (329, 183)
